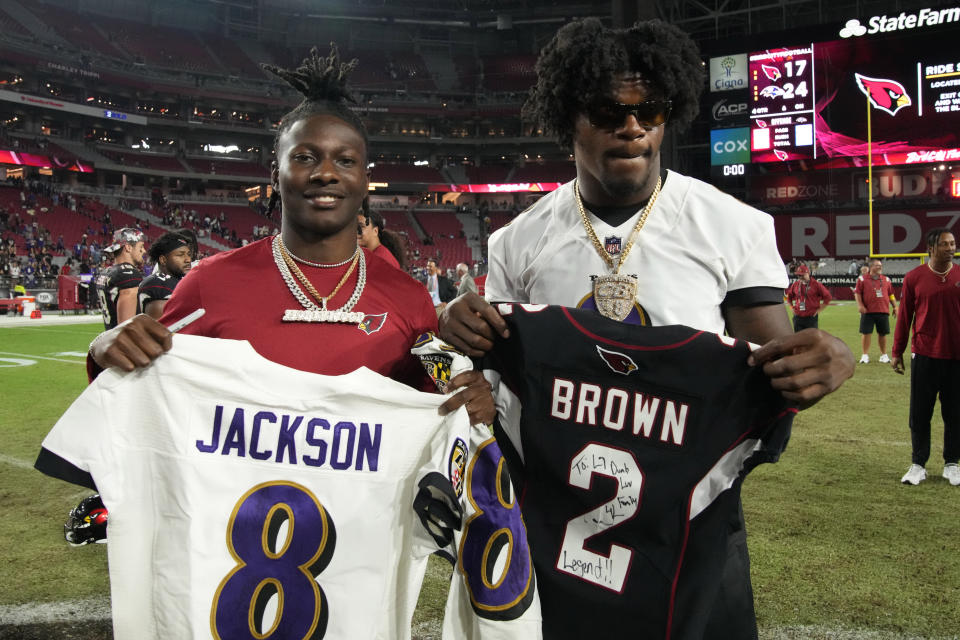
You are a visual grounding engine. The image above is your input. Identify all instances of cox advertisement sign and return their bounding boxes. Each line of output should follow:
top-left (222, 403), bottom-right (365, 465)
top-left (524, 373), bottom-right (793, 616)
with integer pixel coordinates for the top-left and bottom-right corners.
top-left (710, 128), bottom-right (750, 165)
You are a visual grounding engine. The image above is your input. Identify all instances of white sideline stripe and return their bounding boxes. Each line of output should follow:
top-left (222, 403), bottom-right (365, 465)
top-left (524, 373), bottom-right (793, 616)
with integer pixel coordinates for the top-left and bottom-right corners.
top-left (760, 624), bottom-right (946, 639)
top-left (0, 315), bottom-right (102, 328)
top-left (817, 436), bottom-right (911, 447)
top-left (0, 453), bottom-right (34, 470)
top-left (0, 597), bottom-right (110, 624)
top-left (0, 351), bottom-right (84, 364)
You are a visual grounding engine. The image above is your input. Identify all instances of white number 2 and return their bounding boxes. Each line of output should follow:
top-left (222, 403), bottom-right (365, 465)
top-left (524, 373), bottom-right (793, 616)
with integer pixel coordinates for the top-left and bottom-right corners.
top-left (556, 443), bottom-right (643, 593)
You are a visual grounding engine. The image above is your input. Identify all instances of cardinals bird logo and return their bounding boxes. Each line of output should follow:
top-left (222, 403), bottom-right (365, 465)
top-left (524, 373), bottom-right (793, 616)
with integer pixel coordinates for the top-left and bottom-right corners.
top-left (761, 64), bottom-right (782, 81)
top-left (358, 312), bottom-right (388, 335)
top-left (596, 345), bottom-right (638, 375)
top-left (759, 85), bottom-right (785, 99)
top-left (854, 73), bottom-right (912, 116)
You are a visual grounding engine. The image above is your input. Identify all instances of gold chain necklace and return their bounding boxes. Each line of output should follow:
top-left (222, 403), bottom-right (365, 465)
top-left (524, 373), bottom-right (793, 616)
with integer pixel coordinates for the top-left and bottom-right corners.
top-left (928, 260), bottom-right (954, 282)
top-left (278, 241), bottom-right (359, 309)
top-left (573, 176), bottom-right (662, 320)
top-left (574, 176), bottom-right (662, 272)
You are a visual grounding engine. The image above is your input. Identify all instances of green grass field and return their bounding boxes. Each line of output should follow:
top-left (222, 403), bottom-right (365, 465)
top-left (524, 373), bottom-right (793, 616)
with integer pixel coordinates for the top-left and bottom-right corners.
top-left (1, 306), bottom-right (958, 639)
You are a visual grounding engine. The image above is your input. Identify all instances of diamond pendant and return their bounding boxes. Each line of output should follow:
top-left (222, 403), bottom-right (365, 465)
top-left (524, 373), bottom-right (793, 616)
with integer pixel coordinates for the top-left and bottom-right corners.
top-left (591, 274), bottom-right (638, 321)
top-left (282, 309), bottom-right (366, 323)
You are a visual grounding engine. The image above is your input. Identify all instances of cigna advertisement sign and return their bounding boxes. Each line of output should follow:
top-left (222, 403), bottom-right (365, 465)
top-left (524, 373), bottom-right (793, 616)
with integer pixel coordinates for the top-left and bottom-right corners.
top-left (709, 54), bottom-right (748, 92)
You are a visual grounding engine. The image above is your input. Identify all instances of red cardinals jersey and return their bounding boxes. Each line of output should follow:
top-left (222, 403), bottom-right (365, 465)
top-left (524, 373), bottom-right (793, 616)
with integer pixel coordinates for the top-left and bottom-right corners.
top-left (160, 238), bottom-right (436, 389)
top-left (855, 274), bottom-right (894, 314)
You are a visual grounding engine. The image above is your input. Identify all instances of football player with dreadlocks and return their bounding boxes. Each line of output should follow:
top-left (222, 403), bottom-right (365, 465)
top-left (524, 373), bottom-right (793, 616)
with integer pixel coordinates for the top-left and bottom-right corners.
top-left (84, 45), bottom-right (490, 417)
top-left (39, 43), bottom-right (497, 638)
top-left (438, 17), bottom-right (854, 639)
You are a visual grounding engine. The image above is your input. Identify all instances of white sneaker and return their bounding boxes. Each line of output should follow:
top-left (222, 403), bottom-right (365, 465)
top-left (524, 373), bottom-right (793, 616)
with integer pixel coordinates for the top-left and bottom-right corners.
top-left (879, 354), bottom-right (891, 363)
top-left (901, 464), bottom-right (926, 485)
top-left (859, 354), bottom-right (870, 364)
top-left (943, 464), bottom-right (960, 486)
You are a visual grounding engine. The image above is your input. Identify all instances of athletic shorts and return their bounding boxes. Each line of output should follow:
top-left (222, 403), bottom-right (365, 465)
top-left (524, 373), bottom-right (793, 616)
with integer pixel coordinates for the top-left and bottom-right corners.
top-left (859, 312), bottom-right (890, 335)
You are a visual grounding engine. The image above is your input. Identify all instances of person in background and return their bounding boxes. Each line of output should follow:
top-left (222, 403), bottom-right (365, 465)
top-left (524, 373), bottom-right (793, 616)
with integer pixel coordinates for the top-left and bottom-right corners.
top-left (455, 262), bottom-right (476, 297)
top-left (358, 205), bottom-right (406, 270)
top-left (892, 228), bottom-right (960, 486)
top-left (786, 263), bottom-right (832, 331)
top-left (94, 228), bottom-right (145, 329)
top-left (425, 258), bottom-right (456, 309)
top-left (854, 258), bottom-right (897, 364)
top-left (138, 231), bottom-right (192, 320)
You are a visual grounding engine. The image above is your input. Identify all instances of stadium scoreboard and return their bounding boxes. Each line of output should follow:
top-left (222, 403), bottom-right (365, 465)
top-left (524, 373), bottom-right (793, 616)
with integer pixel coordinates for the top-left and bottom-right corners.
top-left (748, 46), bottom-right (815, 163)
top-left (709, 8), bottom-right (960, 174)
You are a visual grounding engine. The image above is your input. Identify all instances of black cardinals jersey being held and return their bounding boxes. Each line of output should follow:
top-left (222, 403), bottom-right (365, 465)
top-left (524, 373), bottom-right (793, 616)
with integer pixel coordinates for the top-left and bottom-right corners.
top-left (481, 304), bottom-right (795, 640)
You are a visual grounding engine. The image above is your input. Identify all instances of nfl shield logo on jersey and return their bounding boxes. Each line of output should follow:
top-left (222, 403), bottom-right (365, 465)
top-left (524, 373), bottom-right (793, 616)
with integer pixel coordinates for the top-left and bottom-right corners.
top-left (357, 312), bottom-right (388, 335)
top-left (604, 235), bottom-right (622, 255)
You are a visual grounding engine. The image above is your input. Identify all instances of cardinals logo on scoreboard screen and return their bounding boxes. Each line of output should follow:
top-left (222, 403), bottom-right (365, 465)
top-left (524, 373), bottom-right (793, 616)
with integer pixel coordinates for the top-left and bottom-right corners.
top-left (761, 64), bottom-right (782, 81)
top-left (854, 73), bottom-right (912, 116)
top-left (596, 345), bottom-right (639, 375)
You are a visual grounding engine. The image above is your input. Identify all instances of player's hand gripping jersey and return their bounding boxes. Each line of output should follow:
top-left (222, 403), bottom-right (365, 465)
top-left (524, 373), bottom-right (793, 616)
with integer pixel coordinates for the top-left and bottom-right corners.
top-left (35, 335), bottom-right (471, 640)
top-left (482, 304), bottom-right (796, 640)
top-left (411, 333), bottom-right (543, 640)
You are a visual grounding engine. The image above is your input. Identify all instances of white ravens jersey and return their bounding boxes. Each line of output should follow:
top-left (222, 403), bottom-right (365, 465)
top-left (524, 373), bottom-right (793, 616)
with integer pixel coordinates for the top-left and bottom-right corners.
top-left (411, 333), bottom-right (543, 640)
top-left (36, 335), bottom-right (471, 640)
top-left (485, 170), bottom-right (788, 333)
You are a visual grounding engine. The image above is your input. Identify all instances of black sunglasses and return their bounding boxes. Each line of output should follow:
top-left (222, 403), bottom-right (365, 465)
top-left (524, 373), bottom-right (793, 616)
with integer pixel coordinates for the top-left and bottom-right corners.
top-left (587, 100), bottom-right (673, 130)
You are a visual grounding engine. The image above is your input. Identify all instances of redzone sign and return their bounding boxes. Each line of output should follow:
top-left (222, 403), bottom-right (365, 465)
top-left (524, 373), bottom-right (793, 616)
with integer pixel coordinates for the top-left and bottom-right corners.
top-left (773, 207), bottom-right (960, 257)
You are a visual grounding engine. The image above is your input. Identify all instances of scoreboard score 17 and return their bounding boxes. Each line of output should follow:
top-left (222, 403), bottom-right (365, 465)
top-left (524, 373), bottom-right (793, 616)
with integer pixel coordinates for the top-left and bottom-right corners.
top-left (749, 46), bottom-right (816, 163)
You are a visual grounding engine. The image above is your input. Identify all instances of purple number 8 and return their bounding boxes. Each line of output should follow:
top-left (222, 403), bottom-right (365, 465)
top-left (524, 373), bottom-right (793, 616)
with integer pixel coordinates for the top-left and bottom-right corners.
top-left (459, 438), bottom-right (535, 620)
top-left (212, 481), bottom-right (336, 639)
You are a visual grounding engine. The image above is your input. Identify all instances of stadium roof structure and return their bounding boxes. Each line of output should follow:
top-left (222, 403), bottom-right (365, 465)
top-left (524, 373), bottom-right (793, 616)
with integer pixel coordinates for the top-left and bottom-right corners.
top-left (198, 0), bottom-right (960, 41)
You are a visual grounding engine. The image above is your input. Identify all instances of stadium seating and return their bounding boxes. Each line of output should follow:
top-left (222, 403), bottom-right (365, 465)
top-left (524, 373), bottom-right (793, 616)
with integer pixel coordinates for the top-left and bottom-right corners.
top-left (465, 165), bottom-right (512, 184)
top-left (179, 203), bottom-right (276, 244)
top-left (202, 35), bottom-right (264, 78)
top-left (97, 16), bottom-right (220, 72)
top-left (485, 210), bottom-right (516, 234)
top-left (480, 54), bottom-right (537, 93)
top-left (99, 150), bottom-right (188, 173)
top-left (0, 5), bottom-right (29, 37)
top-left (185, 158), bottom-right (269, 178)
top-left (511, 161), bottom-right (576, 182)
top-left (19, 1), bottom-right (120, 58)
top-left (413, 210), bottom-right (472, 267)
top-left (0, 186), bottom-right (142, 255)
top-left (371, 164), bottom-right (445, 183)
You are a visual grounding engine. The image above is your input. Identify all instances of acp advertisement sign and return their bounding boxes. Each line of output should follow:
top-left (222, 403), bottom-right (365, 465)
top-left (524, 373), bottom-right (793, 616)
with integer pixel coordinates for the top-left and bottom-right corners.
top-left (710, 90), bottom-right (750, 125)
top-left (710, 54), bottom-right (749, 92)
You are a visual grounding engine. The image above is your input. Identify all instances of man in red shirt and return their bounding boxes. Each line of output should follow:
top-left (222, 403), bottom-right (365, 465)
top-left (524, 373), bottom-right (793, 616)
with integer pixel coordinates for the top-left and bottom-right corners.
top-left (786, 264), bottom-right (831, 332)
top-left (892, 228), bottom-right (960, 486)
top-left (854, 258), bottom-right (898, 364)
